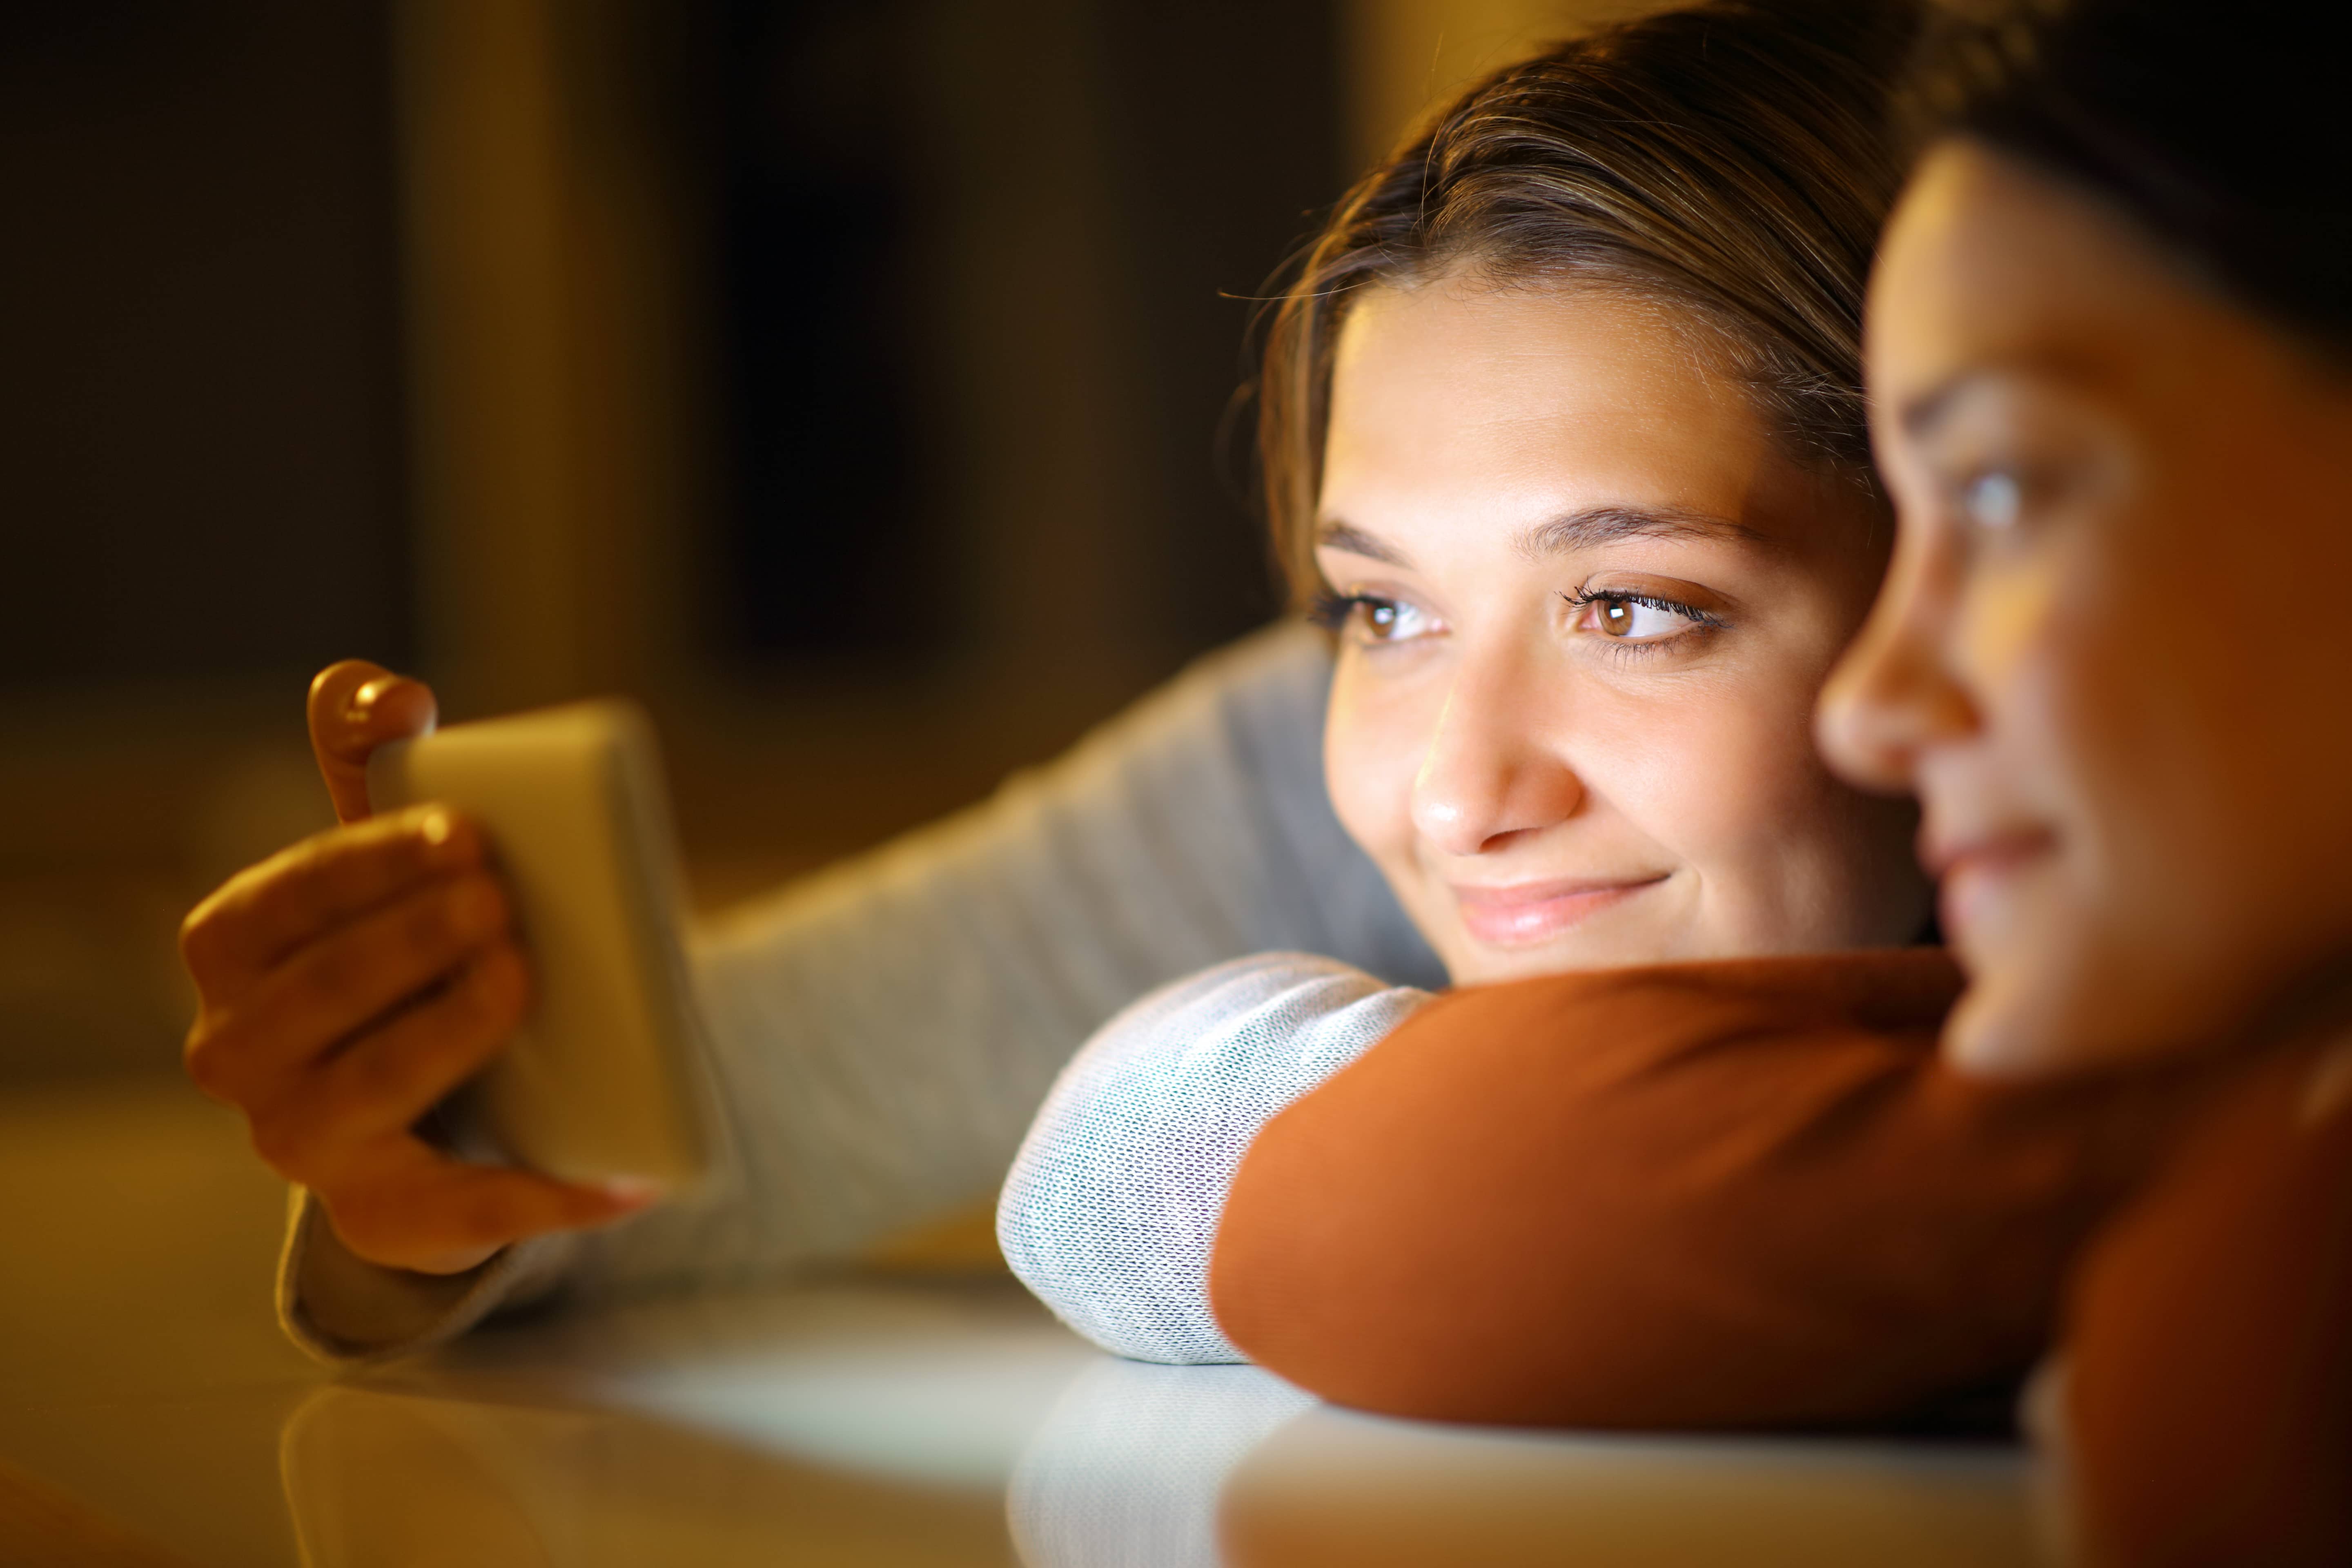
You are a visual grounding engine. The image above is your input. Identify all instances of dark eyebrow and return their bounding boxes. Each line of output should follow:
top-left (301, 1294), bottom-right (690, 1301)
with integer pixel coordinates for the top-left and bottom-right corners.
top-left (1314, 518), bottom-right (1413, 567)
top-left (1517, 505), bottom-right (1770, 560)
top-left (1897, 373), bottom-right (1981, 441)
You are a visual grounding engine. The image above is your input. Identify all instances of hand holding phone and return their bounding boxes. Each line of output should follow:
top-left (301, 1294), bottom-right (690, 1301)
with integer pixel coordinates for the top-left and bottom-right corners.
top-left (179, 664), bottom-right (670, 1275)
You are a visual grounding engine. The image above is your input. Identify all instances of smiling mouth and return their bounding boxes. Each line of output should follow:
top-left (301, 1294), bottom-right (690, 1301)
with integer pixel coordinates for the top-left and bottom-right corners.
top-left (1923, 824), bottom-right (2058, 881)
top-left (1927, 829), bottom-right (2058, 942)
top-left (1450, 875), bottom-right (1670, 947)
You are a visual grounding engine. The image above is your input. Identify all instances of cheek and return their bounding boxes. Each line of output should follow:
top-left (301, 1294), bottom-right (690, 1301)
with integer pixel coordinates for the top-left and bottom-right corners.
top-left (1938, 537), bottom-right (2203, 1062)
top-left (1586, 658), bottom-right (1917, 949)
top-left (2018, 532), bottom-right (2341, 967)
top-left (1956, 548), bottom-right (2066, 693)
top-left (1322, 654), bottom-right (1435, 869)
top-left (1953, 538), bottom-right (2136, 836)
top-left (1589, 674), bottom-right (1839, 866)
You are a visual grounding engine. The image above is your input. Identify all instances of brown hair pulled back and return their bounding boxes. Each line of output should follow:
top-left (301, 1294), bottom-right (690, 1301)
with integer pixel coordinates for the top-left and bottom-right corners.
top-left (1258, 0), bottom-right (1919, 602)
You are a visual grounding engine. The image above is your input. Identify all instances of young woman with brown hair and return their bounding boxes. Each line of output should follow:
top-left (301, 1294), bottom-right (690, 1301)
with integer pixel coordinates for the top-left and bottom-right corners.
top-left (187, 0), bottom-right (2047, 1383)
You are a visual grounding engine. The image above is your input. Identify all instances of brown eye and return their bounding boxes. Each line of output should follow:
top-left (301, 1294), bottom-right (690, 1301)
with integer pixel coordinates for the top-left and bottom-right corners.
top-left (1568, 591), bottom-right (1702, 643)
top-left (1348, 596), bottom-right (1431, 644)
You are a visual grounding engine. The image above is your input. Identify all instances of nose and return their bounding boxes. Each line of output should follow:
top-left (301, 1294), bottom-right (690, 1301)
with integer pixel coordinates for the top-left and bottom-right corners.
top-left (1816, 529), bottom-right (1979, 794)
top-left (1409, 641), bottom-right (1586, 858)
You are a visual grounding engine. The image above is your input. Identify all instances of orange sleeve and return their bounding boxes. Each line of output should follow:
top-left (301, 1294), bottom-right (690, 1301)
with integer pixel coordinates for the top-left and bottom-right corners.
top-left (2060, 1040), bottom-right (2352, 1567)
top-left (1209, 949), bottom-right (2195, 1430)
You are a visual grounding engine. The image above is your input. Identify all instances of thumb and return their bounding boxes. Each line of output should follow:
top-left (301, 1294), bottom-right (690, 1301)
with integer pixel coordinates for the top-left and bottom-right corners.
top-left (307, 661), bottom-right (439, 825)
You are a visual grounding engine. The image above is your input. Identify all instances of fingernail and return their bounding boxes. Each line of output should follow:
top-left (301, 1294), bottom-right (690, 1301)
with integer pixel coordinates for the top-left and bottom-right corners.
top-left (419, 808), bottom-right (453, 848)
top-left (347, 677), bottom-right (392, 724)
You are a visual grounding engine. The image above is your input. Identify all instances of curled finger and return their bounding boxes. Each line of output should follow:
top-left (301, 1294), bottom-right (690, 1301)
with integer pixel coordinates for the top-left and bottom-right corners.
top-left (181, 806), bottom-right (487, 1000)
top-left (193, 870), bottom-right (511, 1104)
top-left (304, 942), bottom-right (532, 1145)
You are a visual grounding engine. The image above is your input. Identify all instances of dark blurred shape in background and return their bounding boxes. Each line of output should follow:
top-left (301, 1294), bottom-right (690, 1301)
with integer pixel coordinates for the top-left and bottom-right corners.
top-left (0, 0), bottom-right (1586, 1079)
top-left (707, 0), bottom-right (1341, 668)
top-left (0, 2), bottom-right (414, 689)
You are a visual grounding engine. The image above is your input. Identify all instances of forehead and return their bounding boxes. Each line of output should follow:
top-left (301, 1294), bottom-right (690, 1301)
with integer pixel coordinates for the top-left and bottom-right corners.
top-left (1867, 143), bottom-right (2211, 413)
top-left (1320, 274), bottom-right (1782, 535)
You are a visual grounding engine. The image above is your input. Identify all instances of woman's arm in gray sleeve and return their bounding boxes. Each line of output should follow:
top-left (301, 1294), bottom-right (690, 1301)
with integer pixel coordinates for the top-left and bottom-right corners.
top-left (998, 953), bottom-right (1432, 1365)
top-left (281, 622), bottom-right (1441, 1358)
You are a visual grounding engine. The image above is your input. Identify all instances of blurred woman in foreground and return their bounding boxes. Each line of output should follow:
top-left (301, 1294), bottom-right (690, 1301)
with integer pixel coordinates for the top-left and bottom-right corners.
top-left (179, 0), bottom-right (1941, 1364)
top-left (1820, 0), bottom-right (2352, 1559)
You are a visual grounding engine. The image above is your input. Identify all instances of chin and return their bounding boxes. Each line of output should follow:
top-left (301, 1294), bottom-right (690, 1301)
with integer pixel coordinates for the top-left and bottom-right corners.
top-left (1432, 929), bottom-right (1562, 986)
top-left (1939, 880), bottom-right (2103, 1077)
top-left (1941, 933), bottom-right (2226, 1080)
top-left (1940, 977), bottom-right (2069, 1079)
top-left (1447, 949), bottom-right (1564, 986)
top-left (1440, 925), bottom-right (1675, 987)
top-left (1941, 897), bottom-right (2141, 1077)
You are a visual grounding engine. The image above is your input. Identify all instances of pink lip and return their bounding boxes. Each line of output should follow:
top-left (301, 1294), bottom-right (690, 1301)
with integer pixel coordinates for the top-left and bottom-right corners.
top-left (1924, 828), bottom-right (2057, 942)
top-left (1451, 875), bottom-right (1668, 947)
top-left (1922, 826), bottom-right (2056, 882)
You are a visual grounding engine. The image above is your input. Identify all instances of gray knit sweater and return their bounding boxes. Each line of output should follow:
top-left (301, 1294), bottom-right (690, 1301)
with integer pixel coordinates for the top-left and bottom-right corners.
top-left (280, 622), bottom-right (1443, 1360)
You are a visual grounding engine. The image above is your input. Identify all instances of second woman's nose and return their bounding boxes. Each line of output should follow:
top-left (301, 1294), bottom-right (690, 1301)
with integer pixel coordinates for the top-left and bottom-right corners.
top-left (1408, 646), bottom-right (1587, 858)
top-left (1815, 531), bottom-right (1978, 795)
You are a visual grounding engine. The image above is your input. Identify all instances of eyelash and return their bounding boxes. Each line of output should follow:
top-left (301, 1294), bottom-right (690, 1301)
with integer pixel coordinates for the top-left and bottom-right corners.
top-left (1310, 588), bottom-right (1724, 656)
top-left (1307, 590), bottom-right (1390, 633)
top-left (1559, 586), bottom-right (1725, 649)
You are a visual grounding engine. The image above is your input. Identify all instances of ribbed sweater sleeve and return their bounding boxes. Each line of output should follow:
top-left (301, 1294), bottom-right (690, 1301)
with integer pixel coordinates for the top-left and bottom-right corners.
top-left (998, 953), bottom-right (1431, 1364)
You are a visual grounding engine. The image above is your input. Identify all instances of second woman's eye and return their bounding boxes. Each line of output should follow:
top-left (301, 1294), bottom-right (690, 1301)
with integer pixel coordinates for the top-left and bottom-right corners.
top-left (1960, 468), bottom-right (2022, 531)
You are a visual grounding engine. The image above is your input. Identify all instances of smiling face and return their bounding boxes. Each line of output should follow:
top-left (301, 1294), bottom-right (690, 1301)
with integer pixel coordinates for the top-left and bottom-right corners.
top-left (1817, 143), bottom-right (2352, 1076)
top-left (1316, 271), bottom-right (1930, 985)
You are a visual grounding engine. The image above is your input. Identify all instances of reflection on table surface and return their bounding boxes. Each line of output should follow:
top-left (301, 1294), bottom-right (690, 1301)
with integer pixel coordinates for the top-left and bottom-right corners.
top-left (0, 1079), bottom-right (2050, 1567)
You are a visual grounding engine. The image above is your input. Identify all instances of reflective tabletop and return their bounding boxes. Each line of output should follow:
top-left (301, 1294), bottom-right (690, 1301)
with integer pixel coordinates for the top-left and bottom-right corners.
top-left (0, 1080), bottom-right (2049, 1566)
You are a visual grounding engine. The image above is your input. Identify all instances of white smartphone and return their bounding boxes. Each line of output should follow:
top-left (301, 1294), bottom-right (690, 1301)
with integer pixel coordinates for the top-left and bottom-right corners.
top-left (367, 700), bottom-right (712, 1191)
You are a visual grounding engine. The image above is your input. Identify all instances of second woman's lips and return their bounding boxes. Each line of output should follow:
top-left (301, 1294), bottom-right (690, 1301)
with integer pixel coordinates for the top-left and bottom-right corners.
top-left (1921, 825), bottom-right (2058, 881)
top-left (1451, 875), bottom-right (1668, 946)
top-left (1926, 827), bottom-right (2059, 945)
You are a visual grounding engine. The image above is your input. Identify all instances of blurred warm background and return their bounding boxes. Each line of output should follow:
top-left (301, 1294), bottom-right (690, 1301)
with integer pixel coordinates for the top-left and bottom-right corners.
top-left (0, 0), bottom-right (1633, 1084)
